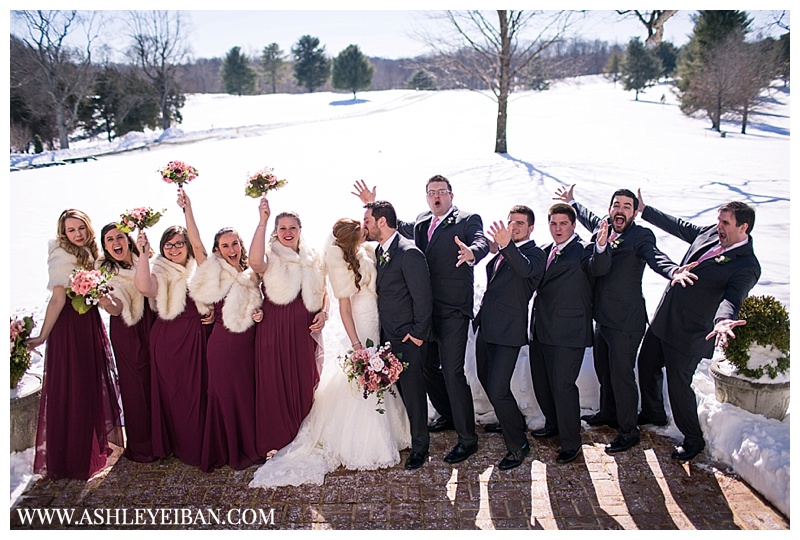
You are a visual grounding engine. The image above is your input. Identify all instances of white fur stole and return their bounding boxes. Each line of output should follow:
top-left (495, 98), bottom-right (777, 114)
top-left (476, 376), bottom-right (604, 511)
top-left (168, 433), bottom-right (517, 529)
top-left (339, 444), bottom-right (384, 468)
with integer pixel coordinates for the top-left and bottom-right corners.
top-left (323, 237), bottom-right (377, 300)
top-left (47, 240), bottom-right (92, 290)
top-left (189, 254), bottom-right (263, 333)
top-left (150, 256), bottom-right (209, 320)
top-left (262, 239), bottom-right (325, 312)
top-left (95, 255), bottom-right (146, 326)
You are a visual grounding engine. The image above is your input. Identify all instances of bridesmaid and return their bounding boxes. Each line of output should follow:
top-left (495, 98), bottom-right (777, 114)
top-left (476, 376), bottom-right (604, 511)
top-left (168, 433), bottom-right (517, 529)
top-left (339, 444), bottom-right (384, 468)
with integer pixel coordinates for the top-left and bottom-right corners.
top-left (97, 223), bottom-right (157, 463)
top-left (26, 209), bottom-right (123, 480)
top-left (189, 223), bottom-right (265, 472)
top-left (135, 189), bottom-right (212, 467)
top-left (249, 197), bottom-right (328, 455)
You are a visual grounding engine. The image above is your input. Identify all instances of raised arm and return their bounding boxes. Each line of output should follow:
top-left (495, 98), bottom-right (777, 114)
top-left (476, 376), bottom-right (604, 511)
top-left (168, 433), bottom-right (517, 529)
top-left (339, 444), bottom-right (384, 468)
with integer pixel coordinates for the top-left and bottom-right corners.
top-left (134, 231), bottom-right (159, 298)
top-left (178, 188), bottom-right (207, 266)
top-left (639, 191), bottom-right (703, 244)
top-left (248, 197), bottom-right (271, 274)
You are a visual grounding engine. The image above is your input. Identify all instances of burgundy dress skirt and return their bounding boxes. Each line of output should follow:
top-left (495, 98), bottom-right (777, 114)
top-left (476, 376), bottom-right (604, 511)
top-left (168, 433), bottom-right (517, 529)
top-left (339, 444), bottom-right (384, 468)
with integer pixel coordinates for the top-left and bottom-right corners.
top-left (255, 293), bottom-right (320, 455)
top-left (149, 298), bottom-right (207, 467)
top-left (109, 301), bottom-right (157, 463)
top-left (200, 301), bottom-right (263, 472)
top-left (34, 303), bottom-right (124, 480)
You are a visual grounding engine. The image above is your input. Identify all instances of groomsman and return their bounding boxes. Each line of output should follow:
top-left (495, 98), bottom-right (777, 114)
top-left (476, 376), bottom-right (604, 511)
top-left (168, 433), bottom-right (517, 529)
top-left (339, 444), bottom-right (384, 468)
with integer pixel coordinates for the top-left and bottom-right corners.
top-left (554, 184), bottom-right (678, 454)
top-left (354, 176), bottom-right (489, 464)
top-left (636, 194), bottom-right (761, 461)
top-left (473, 205), bottom-right (545, 470)
top-left (529, 203), bottom-right (612, 464)
top-left (363, 200), bottom-right (433, 470)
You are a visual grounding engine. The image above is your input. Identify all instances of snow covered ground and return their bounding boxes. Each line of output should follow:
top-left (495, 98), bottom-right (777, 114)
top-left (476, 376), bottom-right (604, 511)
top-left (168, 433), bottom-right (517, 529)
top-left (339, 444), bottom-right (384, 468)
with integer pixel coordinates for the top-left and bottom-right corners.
top-left (7, 75), bottom-right (791, 518)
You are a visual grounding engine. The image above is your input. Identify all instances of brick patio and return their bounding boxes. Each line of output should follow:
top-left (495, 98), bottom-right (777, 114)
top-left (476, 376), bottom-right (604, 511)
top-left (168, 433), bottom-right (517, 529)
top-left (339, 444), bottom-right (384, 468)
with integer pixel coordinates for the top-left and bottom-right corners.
top-left (9, 424), bottom-right (788, 530)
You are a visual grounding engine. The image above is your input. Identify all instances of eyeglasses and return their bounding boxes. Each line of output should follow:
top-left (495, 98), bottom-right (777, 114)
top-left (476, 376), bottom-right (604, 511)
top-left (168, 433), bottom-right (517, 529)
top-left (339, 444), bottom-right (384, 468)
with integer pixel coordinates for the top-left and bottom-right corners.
top-left (164, 241), bottom-right (186, 250)
top-left (426, 189), bottom-right (451, 197)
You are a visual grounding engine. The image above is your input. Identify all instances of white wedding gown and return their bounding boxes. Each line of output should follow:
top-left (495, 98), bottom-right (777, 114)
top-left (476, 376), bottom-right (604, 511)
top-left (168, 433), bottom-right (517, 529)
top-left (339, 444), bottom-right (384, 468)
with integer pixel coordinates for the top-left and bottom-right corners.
top-left (249, 240), bottom-right (410, 488)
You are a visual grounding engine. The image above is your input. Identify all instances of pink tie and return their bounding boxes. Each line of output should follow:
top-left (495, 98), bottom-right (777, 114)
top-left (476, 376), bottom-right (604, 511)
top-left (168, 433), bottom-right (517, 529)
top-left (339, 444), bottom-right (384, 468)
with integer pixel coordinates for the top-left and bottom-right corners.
top-left (546, 246), bottom-right (558, 269)
top-left (427, 216), bottom-right (439, 241)
top-left (697, 243), bottom-right (724, 264)
top-left (608, 231), bottom-right (618, 243)
top-left (493, 253), bottom-right (504, 273)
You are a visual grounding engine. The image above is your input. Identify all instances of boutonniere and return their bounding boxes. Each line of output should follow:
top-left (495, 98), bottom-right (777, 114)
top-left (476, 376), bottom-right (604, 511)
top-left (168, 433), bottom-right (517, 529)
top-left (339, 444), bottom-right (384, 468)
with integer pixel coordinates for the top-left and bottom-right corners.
top-left (379, 249), bottom-right (391, 265)
top-left (609, 237), bottom-right (624, 250)
top-left (442, 215), bottom-right (456, 227)
top-left (715, 255), bottom-right (731, 264)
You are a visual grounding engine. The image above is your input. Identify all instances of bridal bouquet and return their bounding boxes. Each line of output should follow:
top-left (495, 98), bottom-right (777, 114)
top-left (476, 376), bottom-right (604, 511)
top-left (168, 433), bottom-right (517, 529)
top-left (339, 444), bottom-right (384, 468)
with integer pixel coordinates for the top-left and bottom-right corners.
top-left (117, 206), bottom-right (166, 233)
top-left (10, 314), bottom-right (36, 389)
top-left (67, 269), bottom-right (113, 314)
top-left (244, 166), bottom-right (288, 198)
top-left (339, 339), bottom-right (406, 413)
top-left (160, 160), bottom-right (199, 188)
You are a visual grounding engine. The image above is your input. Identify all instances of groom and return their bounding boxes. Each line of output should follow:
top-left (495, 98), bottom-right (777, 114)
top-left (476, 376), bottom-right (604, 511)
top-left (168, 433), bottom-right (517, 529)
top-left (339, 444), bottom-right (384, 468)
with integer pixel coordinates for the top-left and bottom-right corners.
top-left (364, 200), bottom-right (434, 469)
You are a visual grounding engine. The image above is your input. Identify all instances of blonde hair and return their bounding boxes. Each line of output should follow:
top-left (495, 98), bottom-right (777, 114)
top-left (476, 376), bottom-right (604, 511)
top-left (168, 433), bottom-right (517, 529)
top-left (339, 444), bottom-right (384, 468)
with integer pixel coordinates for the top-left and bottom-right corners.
top-left (56, 209), bottom-right (98, 269)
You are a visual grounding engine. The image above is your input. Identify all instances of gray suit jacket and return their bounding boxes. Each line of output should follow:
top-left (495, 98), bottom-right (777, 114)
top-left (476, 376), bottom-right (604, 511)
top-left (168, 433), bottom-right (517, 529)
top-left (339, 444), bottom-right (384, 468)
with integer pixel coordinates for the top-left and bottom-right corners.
top-left (643, 206), bottom-right (761, 359)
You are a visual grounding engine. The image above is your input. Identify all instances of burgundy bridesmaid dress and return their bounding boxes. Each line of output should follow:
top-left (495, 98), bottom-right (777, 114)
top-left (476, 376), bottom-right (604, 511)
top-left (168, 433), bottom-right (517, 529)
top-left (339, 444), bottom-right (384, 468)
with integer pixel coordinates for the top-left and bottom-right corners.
top-left (149, 298), bottom-right (207, 467)
top-left (254, 291), bottom-right (320, 455)
top-left (200, 301), bottom-right (263, 472)
top-left (34, 304), bottom-right (124, 480)
top-left (108, 301), bottom-right (157, 462)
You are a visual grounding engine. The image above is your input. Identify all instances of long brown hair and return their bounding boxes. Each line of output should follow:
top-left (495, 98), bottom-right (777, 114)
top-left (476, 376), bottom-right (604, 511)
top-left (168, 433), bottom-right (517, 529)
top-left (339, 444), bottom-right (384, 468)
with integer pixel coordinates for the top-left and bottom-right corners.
top-left (332, 218), bottom-right (363, 291)
top-left (99, 222), bottom-right (143, 274)
top-left (56, 209), bottom-right (98, 269)
top-left (213, 227), bottom-right (248, 271)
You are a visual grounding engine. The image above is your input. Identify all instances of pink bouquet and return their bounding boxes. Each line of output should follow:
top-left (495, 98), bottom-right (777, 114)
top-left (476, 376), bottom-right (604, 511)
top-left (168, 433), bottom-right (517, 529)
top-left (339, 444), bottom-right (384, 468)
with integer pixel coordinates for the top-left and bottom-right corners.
top-left (160, 160), bottom-right (198, 188)
top-left (339, 339), bottom-right (406, 413)
top-left (66, 269), bottom-right (113, 314)
top-left (10, 314), bottom-right (36, 389)
top-left (117, 206), bottom-right (166, 233)
top-left (244, 167), bottom-right (288, 198)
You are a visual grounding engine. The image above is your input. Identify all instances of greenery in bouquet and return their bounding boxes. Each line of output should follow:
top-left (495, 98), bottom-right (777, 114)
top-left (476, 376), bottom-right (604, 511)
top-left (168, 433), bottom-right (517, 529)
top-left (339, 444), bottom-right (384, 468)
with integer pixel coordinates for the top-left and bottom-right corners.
top-left (160, 160), bottom-right (198, 188)
top-left (66, 268), bottom-right (114, 315)
top-left (116, 206), bottom-right (166, 233)
top-left (245, 167), bottom-right (288, 198)
top-left (722, 295), bottom-right (790, 379)
top-left (339, 339), bottom-right (406, 413)
top-left (10, 315), bottom-right (36, 389)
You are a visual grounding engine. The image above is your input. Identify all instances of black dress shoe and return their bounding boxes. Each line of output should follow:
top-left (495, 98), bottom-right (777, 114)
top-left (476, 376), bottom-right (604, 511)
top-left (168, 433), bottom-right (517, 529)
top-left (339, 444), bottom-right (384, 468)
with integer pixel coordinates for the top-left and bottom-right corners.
top-left (605, 435), bottom-right (641, 454)
top-left (498, 444), bottom-right (530, 470)
top-left (637, 413), bottom-right (668, 427)
top-left (530, 427), bottom-right (559, 438)
top-left (581, 413), bottom-right (619, 428)
top-left (671, 442), bottom-right (705, 462)
top-left (427, 416), bottom-right (455, 432)
top-left (556, 447), bottom-right (582, 464)
top-left (483, 422), bottom-right (502, 433)
top-left (405, 450), bottom-right (429, 470)
top-left (444, 442), bottom-right (478, 464)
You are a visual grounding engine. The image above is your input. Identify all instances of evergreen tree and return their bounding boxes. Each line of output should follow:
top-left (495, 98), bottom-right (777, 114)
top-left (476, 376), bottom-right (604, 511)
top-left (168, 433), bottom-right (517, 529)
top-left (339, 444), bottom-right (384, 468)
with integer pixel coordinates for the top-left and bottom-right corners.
top-left (221, 46), bottom-right (257, 96)
top-left (292, 35), bottom-right (330, 93)
top-left (332, 44), bottom-right (374, 99)
top-left (604, 50), bottom-right (624, 85)
top-left (654, 41), bottom-right (679, 79)
top-left (261, 43), bottom-right (286, 94)
top-left (407, 69), bottom-right (437, 90)
top-left (621, 38), bottom-right (662, 100)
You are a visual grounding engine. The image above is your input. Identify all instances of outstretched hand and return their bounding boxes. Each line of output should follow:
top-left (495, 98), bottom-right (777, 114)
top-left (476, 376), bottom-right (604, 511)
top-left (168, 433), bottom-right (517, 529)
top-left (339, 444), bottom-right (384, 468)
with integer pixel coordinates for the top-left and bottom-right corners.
top-left (637, 188), bottom-right (647, 215)
top-left (486, 221), bottom-right (511, 250)
top-left (705, 319), bottom-right (747, 348)
top-left (454, 236), bottom-right (475, 267)
top-left (352, 179), bottom-right (377, 205)
top-left (670, 262), bottom-right (699, 288)
top-left (553, 183), bottom-right (576, 203)
top-left (596, 220), bottom-right (609, 247)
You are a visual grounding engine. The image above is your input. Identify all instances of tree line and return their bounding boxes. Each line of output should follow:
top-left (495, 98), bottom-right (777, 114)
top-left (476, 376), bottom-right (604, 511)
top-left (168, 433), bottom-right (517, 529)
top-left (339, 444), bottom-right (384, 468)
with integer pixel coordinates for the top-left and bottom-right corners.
top-left (10, 10), bottom-right (790, 155)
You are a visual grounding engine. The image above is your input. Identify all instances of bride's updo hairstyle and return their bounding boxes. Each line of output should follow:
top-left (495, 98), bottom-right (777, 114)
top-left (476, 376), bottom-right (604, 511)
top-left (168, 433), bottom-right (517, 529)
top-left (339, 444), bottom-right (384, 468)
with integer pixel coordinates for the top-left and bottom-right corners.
top-left (332, 218), bottom-right (363, 291)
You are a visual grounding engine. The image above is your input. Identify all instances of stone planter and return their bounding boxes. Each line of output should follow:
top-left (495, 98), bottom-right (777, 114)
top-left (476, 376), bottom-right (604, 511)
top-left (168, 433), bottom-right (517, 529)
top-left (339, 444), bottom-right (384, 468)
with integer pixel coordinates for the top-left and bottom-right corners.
top-left (10, 371), bottom-right (42, 452)
top-left (710, 359), bottom-right (790, 420)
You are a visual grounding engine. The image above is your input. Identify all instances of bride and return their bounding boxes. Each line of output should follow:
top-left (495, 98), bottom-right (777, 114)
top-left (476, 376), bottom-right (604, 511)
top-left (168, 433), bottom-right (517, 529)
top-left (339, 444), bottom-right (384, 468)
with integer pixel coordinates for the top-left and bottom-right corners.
top-left (249, 218), bottom-right (410, 488)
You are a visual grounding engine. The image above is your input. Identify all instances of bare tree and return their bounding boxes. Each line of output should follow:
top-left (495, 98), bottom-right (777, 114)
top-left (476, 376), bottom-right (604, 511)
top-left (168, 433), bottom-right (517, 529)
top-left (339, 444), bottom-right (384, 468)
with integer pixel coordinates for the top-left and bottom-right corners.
top-left (12, 10), bottom-right (100, 149)
top-left (125, 10), bottom-right (190, 130)
top-left (616, 10), bottom-right (678, 47)
top-left (425, 10), bottom-right (572, 154)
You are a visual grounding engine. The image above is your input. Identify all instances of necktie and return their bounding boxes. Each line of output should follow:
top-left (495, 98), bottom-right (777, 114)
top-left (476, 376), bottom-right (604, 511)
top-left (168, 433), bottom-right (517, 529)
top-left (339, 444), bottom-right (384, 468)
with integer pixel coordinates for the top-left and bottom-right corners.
top-left (427, 216), bottom-right (439, 241)
top-left (696, 243), bottom-right (724, 264)
top-left (493, 253), bottom-right (504, 273)
top-left (546, 246), bottom-right (558, 269)
top-left (608, 231), bottom-right (618, 243)
top-left (376, 246), bottom-right (384, 265)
